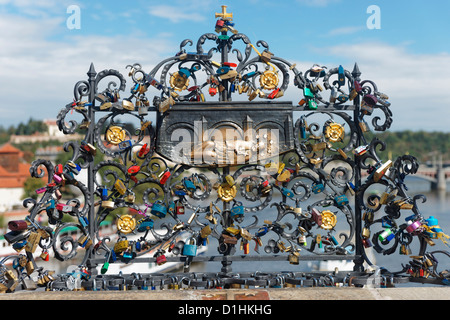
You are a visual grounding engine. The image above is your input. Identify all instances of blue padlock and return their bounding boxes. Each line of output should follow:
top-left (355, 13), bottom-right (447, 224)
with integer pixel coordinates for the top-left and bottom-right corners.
top-left (178, 67), bottom-right (191, 79)
top-left (151, 200), bottom-right (167, 219)
top-left (256, 226), bottom-right (269, 237)
top-left (242, 71), bottom-right (257, 81)
top-left (231, 202), bottom-right (245, 219)
top-left (137, 218), bottom-right (154, 232)
top-left (334, 194), bottom-right (349, 207)
top-left (183, 178), bottom-right (196, 192)
top-left (312, 182), bottom-right (324, 194)
top-left (216, 66), bottom-right (230, 76)
top-left (281, 187), bottom-right (294, 199)
top-left (338, 65), bottom-right (345, 86)
top-left (182, 237), bottom-right (197, 257)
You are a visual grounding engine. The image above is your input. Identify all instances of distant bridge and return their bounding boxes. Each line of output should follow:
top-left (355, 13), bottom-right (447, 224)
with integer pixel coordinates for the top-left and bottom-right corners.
top-left (416, 156), bottom-right (450, 191)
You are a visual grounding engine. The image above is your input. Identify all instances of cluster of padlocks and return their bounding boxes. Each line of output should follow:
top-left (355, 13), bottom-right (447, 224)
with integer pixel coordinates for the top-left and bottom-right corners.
top-left (1, 5), bottom-right (449, 293)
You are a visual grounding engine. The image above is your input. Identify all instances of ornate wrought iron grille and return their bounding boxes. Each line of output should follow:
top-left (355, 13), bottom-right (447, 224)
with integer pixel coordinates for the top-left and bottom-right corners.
top-left (1, 5), bottom-right (449, 292)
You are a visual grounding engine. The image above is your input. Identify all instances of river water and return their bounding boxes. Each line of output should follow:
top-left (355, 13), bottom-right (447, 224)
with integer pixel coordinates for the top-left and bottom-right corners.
top-left (47, 177), bottom-right (450, 287)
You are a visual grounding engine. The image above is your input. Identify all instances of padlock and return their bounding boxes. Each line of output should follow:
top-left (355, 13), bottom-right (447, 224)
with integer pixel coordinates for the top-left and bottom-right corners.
top-left (175, 200), bottom-right (185, 215)
top-left (8, 220), bottom-right (28, 232)
top-left (154, 250), bottom-right (167, 266)
top-left (138, 143), bottom-right (150, 158)
top-left (362, 238), bottom-right (373, 248)
top-left (307, 99), bottom-right (318, 110)
top-left (12, 240), bottom-right (26, 252)
top-left (338, 65), bottom-right (345, 86)
top-left (362, 227), bottom-right (371, 239)
top-left (151, 200), bottom-right (167, 219)
top-left (277, 170), bottom-right (291, 183)
top-left (379, 228), bottom-right (396, 242)
top-left (312, 182), bottom-right (325, 194)
top-left (114, 179), bottom-right (127, 195)
top-left (299, 116), bottom-right (308, 139)
top-left (80, 140), bottom-right (96, 155)
top-left (311, 208), bottom-right (322, 227)
top-left (337, 94), bottom-right (349, 103)
top-left (329, 87), bottom-right (338, 103)
top-left (114, 238), bottom-right (129, 254)
top-left (260, 50), bottom-right (273, 63)
top-left (78, 234), bottom-right (92, 249)
top-left (316, 234), bottom-right (323, 249)
top-left (183, 178), bottom-right (196, 193)
top-left (231, 202), bottom-right (245, 220)
top-left (425, 216), bottom-right (443, 234)
top-left (361, 100), bottom-right (374, 116)
top-left (40, 250), bottom-right (50, 262)
top-left (182, 237), bottom-right (197, 257)
top-left (200, 225), bottom-right (212, 239)
top-left (373, 160), bottom-right (393, 182)
top-left (288, 251), bottom-right (300, 265)
top-left (222, 234), bottom-right (238, 244)
top-left (25, 231), bottom-right (41, 253)
top-left (242, 241), bottom-right (250, 254)
top-left (363, 94), bottom-right (378, 106)
top-left (159, 169), bottom-right (171, 184)
top-left (242, 71), bottom-right (257, 81)
top-left (334, 194), bottom-right (349, 207)
top-left (256, 226), bottom-right (269, 237)
top-left (281, 187), bottom-right (294, 199)
top-left (359, 118), bottom-right (370, 132)
top-left (303, 87), bottom-right (314, 99)
top-left (25, 260), bottom-right (35, 276)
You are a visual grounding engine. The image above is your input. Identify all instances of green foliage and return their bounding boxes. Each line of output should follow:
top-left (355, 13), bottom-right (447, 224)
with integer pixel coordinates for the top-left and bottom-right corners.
top-left (368, 131), bottom-right (450, 162)
top-left (22, 176), bottom-right (46, 200)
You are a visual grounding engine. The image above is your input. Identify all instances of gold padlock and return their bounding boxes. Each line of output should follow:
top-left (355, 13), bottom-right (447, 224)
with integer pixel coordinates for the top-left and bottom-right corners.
top-left (114, 239), bottom-right (129, 253)
top-left (25, 231), bottom-right (41, 254)
top-left (26, 261), bottom-right (35, 275)
top-left (200, 225), bottom-right (212, 239)
top-left (288, 251), bottom-right (300, 265)
top-left (362, 227), bottom-right (371, 239)
top-left (114, 179), bottom-right (127, 195)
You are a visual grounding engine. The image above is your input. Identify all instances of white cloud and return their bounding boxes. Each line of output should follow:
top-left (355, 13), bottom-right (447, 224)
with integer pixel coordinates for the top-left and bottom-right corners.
top-left (0, 13), bottom-right (177, 126)
top-left (296, 0), bottom-right (340, 7)
top-left (317, 42), bottom-right (450, 131)
top-left (149, 5), bottom-right (206, 23)
top-left (327, 26), bottom-right (364, 36)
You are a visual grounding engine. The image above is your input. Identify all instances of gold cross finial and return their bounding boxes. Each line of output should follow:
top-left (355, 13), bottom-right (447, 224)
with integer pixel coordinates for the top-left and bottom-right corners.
top-left (215, 5), bottom-right (233, 21)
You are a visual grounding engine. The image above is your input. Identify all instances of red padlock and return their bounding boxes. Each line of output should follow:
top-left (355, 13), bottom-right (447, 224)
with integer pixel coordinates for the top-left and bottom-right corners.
top-left (156, 253), bottom-right (167, 266)
top-left (176, 201), bottom-right (185, 215)
top-left (159, 170), bottom-right (171, 184)
top-left (243, 242), bottom-right (250, 254)
top-left (128, 165), bottom-right (140, 175)
top-left (268, 87), bottom-right (280, 99)
top-left (223, 62), bottom-right (237, 68)
top-left (55, 164), bottom-right (63, 175)
top-left (138, 143), bottom-right (149, 158)
top-left (209, 86), bottom-right (217, 96)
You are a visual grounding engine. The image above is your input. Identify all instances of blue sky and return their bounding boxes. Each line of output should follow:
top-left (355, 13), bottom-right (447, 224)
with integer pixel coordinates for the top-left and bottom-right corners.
top-left (0, 0), bottom-right (449, 131)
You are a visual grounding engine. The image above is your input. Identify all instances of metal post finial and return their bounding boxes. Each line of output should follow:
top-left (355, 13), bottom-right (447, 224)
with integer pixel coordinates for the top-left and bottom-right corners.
top-left (352, 62), bottom-right (361, 81)
top-left (215, 5), bottom-right (233, 21)
top-left (87, 62), bottom-right (96, 78)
